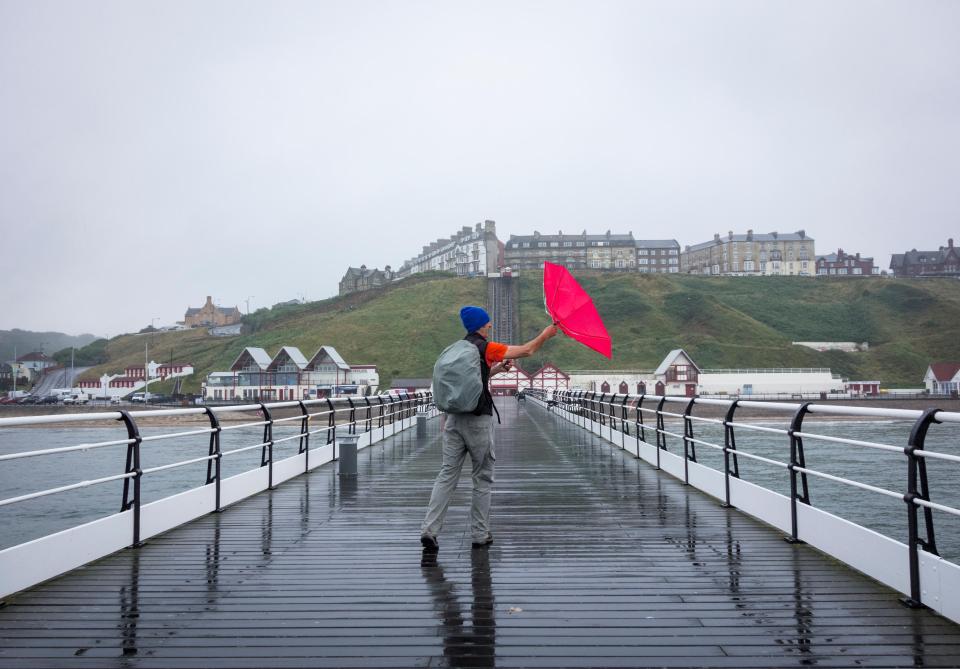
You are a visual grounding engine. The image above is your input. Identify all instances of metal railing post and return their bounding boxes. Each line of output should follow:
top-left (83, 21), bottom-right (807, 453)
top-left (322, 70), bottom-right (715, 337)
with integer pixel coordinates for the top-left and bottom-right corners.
top-left (654, 397), bottom-right (667, 470)
top-left (363, 397), bottom-right (373, 433)
top-left (297, 400), bottom-right (310, 472)
top-left (786, 402), bottom-right (812, 544)
top-left (118, 411), bottom-right (143, 547)
top-left (259, 403), bottom-right (275, 490)
top-left (347, 397), bottom-right (356, 434)
top-left (902, 408), bottom-right (942, 608)
top-left (376, 396), bottom-right (385, 428)
top-left (722, 400), bottom-right (741, 509)
top-left (682, 397), bottom-right (697, 485)
top-left (326, 398), bottom-right (336, 460)
top-left (203, 407), bottom-right (223, 511)
top-left (637, 394), bottom-right (646, 447)
top-left (598, 393), bottom-right (606, 427)
top-left (620, 395), bottom-right (630, 438)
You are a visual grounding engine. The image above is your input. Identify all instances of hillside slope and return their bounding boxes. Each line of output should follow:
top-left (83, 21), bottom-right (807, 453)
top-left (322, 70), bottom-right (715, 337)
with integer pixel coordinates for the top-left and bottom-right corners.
top-left (74, 273), bottom-right (960, 391)
top-left (517, 273), bottom-right (960, 385)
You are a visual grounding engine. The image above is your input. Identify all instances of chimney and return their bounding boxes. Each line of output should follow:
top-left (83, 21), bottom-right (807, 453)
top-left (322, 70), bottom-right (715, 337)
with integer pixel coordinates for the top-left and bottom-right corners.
top-left (728, 230), bottom-right (733, 241)
top-left (534, 230), bottom-right (540, 238)
top-left (799, 229), bottom-right (806, 239)
top-left (950, 238), bottom-right (955, 248)
top-left (606, 230), bottom-right (611, 238)
top-left (714, 233), bottom-right (720, 242)
top-left (205, 296), bottom-right (213, 306)
top-left (855, 253), bottom-right (860, 260)
top-left (558, 230), bottom-right (563, 237)
top-left (772, 231), bottom-right (778, 239)
top-left (747, 229), bottom-right (753, 241)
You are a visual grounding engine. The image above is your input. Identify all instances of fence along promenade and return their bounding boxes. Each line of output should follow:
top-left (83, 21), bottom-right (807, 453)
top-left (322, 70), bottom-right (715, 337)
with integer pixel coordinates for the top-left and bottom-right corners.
top-left (535, 388), bottom-right (960, 624)
top-left (0, 392), bottom-right (435, 600)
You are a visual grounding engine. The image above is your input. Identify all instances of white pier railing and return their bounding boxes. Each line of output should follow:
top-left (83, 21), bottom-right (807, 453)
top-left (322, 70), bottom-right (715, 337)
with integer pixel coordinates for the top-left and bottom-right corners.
top-left (0, 392), bottom-right (438, 600)
top-left (528, 388), bottom-right (960, 625)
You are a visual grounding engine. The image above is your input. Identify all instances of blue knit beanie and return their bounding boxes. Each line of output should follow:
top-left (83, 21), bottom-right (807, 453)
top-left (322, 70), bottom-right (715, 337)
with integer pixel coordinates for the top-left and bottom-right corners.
top-left (460, 306), bottom-right (490, 333)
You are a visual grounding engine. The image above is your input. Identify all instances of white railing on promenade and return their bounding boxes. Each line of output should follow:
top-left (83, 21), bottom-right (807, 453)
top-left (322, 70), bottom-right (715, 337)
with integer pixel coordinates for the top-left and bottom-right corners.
top-left (0, 392), bottom-right (438, 600)
top-left (527, 388), bottom-right (960, 625)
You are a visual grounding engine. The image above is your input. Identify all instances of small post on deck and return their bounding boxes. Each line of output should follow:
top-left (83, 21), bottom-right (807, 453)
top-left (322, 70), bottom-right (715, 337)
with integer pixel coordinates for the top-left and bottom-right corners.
top-left (336, 426), bottom-right (360, 478)
top-left (417, 406), bottom-right (429, 437)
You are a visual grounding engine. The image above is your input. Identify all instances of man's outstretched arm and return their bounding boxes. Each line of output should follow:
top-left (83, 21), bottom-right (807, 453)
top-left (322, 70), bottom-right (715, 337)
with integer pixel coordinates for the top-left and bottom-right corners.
top-left (502, 324), bottom-right (558, 360)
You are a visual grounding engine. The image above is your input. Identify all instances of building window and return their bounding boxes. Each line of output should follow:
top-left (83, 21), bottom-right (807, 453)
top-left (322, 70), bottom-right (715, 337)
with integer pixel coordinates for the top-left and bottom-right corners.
top-left (538, 242), bottom-right (547, 248)
top-left (637, 249), bottom-right (648, 255)
top-left (563, 241), bottom-right (573, 247)
top-left (576, 241), bottom-right (585, 247)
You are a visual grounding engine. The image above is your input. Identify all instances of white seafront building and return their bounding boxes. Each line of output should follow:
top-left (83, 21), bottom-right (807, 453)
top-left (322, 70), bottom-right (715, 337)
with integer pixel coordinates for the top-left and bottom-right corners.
top-left (567, 349), bottom-right (846, 398)
top-left (202, 346), bottom-right (378, 401)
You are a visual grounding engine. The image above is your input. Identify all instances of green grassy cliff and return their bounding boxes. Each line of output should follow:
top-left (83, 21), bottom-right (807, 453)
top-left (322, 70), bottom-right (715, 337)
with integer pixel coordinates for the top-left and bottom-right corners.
top-left (75, 273), bottom-right (959, 392)
top-left (517, 273), bottom-right (960, 386)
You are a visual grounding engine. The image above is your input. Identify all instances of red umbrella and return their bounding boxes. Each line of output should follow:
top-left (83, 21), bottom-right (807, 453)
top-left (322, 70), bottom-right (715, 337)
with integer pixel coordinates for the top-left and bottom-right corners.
top-left (543, 261), bottom-right (612, 359)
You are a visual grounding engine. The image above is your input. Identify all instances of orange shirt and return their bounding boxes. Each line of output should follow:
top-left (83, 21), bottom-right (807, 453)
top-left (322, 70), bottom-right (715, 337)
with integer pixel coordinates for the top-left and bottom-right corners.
top-left (485, 341), bottom-right (508, 367)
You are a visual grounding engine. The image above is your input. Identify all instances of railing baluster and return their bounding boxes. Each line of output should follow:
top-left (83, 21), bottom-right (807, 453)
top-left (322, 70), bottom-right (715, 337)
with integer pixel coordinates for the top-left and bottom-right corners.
top-left (722, 400), bottom-right (740, 509)
top-left (118, 410), bottom-right (143, 547)
top-left (297, 400), bottom-right (310, 472)
top-left (786, 402), bottom-right (812, 544)
top-left (682, 397), bottom-right (697, 485)
top-left (902, 408), bottom-right (942, 608)
top-left (363, 397), bottom-right (372, 433)
top-left (637, 394), bottom-right (646, 448)
top-left (326, 398), bottom-right (336, 458)
top-left (347, 398), bottom-right (356, 435)
top-left (259, 403), bottom-right (275, 490)
top-left (203, 407), bottom-right (223, 511)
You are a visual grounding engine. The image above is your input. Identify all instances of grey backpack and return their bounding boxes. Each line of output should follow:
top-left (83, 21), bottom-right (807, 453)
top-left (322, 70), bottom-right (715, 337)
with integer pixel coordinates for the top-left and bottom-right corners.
top-left (432, 339), bottom-right (483, 413)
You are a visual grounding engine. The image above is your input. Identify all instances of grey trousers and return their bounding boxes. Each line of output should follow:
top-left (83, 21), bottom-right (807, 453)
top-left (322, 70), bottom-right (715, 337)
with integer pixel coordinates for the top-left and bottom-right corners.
top-left (421, 413), bottom-right (496, 542)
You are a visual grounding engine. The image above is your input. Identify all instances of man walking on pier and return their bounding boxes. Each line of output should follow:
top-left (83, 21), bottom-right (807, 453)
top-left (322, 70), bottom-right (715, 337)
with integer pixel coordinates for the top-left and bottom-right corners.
top-left (421, 306), bottom-right (557, 552)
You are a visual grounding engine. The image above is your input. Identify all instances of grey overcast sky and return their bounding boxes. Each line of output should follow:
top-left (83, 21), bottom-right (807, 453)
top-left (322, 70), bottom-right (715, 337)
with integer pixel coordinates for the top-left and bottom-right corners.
top-left (1, 1), bottom-right (958, 337)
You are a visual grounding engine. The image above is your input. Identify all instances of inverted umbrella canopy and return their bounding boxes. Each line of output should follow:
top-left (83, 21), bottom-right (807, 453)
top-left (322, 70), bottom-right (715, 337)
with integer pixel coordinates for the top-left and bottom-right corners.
top-left (543, 261), bottom-right (612, 359)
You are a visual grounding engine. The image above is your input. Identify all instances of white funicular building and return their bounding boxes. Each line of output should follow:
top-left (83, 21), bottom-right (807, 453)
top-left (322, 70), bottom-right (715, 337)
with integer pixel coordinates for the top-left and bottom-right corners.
top-left (698, 368), bottom-right (843, 397)
top-left (568, 349), bottom-right (845, 398)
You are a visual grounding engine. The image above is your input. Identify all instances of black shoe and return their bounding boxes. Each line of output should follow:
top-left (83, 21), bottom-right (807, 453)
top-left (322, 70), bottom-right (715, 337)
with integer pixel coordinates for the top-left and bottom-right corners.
top-left (471, 535), bottom-right (494, 549)
top-left (420, 533), bottom-right (439, 552)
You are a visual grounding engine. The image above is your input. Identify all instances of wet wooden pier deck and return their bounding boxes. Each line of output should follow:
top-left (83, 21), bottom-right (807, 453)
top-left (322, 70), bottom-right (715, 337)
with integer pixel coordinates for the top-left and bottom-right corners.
top-left (2, 400), bottom-right (960, 667)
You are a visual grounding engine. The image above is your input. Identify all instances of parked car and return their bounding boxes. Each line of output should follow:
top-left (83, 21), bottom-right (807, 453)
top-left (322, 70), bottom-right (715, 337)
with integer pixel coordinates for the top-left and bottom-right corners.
top-left (40, 395), bottom-right (60, 404)
top-left (129, 393), bottom-right (146, 403)
top-left (62, 395), bottom-right (88, 405)
top-left (147, 394), bottom-right (171, 404)
top-left (17, 396), bottom-right (40, 405)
